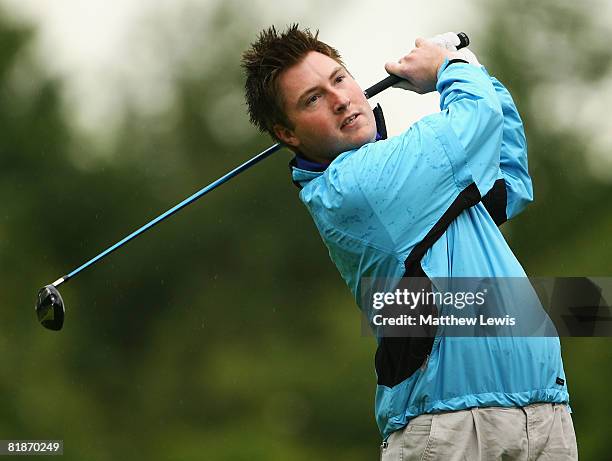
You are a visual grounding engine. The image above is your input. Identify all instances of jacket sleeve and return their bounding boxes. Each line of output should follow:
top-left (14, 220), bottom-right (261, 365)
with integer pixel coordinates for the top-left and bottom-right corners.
top-left (481, 75), bottom-right (533, 224)
top-left (436, 60), bottom-right (504, 198)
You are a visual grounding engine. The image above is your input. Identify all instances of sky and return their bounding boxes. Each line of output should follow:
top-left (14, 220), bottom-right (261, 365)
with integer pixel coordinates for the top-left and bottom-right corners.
top-left (0, 0), bottom-right (476, 138)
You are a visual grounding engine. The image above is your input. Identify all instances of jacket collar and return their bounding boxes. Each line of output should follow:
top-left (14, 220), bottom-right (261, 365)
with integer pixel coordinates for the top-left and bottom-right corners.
top-left (294, 155), bottom-right (330, 172)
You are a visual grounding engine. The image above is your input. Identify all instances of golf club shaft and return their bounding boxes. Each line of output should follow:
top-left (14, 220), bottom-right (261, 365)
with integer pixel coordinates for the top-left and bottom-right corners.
top-left (51, 33), bottom-right (470, 288)
top-left (52, 142), bottom-right (283, 287)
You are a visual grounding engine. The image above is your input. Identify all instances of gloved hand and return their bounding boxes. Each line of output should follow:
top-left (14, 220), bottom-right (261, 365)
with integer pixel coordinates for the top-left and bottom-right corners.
top-left (427, 32), bottom-right (463, 51)
top-left (427, 32), bottom-right (481, 67)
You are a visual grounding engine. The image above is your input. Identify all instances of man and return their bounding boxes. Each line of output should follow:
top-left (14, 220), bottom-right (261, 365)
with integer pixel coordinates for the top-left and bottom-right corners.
top-left (241, 25), bottom-right (578, 459)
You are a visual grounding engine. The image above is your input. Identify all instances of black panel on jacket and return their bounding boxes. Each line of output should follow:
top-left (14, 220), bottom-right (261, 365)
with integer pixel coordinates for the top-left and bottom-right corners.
top-left (481, 179), bottom-right (508, 226)
top-left (374, 263), bottom-right (437, 387)
top-left (375, 182), bottom-right (482, 388)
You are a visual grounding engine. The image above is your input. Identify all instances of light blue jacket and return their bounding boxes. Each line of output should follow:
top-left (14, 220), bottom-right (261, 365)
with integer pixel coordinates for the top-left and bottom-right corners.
top-left (291, 60), bottom-right (568, 439)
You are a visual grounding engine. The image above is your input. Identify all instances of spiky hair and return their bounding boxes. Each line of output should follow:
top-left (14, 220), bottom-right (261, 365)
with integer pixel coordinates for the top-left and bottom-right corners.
top-left (241, 24), bottom-right (344, 140)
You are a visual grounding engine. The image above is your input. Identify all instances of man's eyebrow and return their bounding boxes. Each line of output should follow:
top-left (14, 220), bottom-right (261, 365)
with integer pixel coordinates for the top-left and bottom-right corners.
top-left (297, 66), bottom-right (345, 106)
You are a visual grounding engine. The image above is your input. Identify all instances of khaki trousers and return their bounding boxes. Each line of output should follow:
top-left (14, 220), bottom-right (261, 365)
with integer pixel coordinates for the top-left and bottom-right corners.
top-left (380, 403), bottom-right (578, 461)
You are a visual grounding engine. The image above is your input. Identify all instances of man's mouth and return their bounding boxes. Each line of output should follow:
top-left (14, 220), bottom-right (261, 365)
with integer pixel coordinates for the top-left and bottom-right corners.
top-left (341, 113), bottom-right (360, 129)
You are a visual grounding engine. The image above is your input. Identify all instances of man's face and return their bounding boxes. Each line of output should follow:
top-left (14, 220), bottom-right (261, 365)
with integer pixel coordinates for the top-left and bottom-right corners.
top-left (274, 51), bottom-right (377, 163)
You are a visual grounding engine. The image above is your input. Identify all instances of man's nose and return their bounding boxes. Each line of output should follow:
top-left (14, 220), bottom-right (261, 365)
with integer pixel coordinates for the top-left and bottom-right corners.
top-left (331, 90), bottom-right (350, 113)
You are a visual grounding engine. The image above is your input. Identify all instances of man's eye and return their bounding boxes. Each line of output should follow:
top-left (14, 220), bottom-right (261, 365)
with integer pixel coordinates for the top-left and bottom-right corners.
top-left (335, 74), bottom-right (346, 83)
top-left (307, 94), bottom-right (320, 105)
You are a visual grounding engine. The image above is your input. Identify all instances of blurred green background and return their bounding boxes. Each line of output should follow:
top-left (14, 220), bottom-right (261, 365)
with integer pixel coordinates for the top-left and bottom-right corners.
top-left (1, 0), bottom-right (611, 459)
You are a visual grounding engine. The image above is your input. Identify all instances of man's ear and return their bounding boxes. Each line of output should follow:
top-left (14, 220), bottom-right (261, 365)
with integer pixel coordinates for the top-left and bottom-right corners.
top-left (273, 124), bottom-right (300, 149)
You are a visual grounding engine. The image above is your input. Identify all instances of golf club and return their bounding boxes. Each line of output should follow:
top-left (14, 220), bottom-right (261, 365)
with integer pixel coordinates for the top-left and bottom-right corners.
top-left (35, 32), bottom-right (470, 331)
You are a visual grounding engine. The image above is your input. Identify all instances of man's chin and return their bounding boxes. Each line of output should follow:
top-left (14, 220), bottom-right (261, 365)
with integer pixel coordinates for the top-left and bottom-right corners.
top-left (344, 133), bottom-right (377, 152)
top-left (304, 132), bottom-right (377, 163)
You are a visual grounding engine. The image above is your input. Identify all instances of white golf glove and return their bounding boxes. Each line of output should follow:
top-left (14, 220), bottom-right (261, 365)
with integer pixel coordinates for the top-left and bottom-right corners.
top-left (427, 32), bottom-right (481, 67)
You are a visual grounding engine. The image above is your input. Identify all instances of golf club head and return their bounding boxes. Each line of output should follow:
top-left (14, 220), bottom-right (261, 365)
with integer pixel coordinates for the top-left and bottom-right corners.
top-left (36, 285), bottom-right (65, 331)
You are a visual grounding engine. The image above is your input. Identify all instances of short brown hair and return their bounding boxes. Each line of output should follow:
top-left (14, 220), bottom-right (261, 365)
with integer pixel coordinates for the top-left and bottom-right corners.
top-left (241, 24), bottom-right (344, 140)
